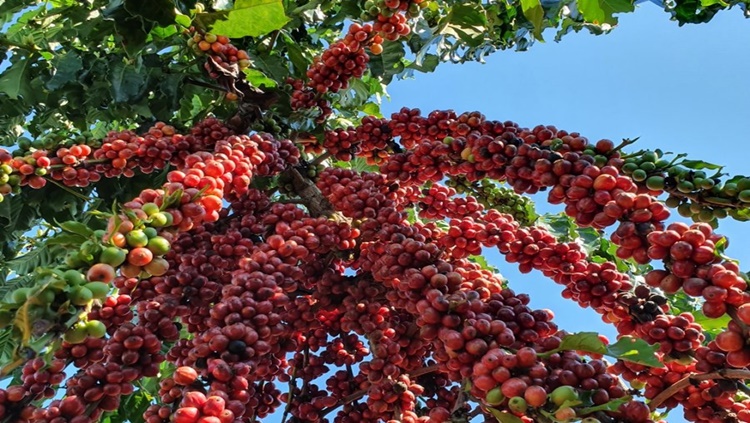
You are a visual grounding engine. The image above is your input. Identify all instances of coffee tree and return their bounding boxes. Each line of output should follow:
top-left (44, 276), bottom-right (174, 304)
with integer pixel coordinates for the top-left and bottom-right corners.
top-left (0, 0), bottom-right (749, 422)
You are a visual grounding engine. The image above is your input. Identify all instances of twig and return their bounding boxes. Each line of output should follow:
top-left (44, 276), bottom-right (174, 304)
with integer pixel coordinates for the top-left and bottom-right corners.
top-left (281, 358), bottom-right (300, 423)
top-left (593, 411), bottom-right (617, 423)
top-left (267, 30), bottom-right (281, 51)
top-left (278, 198), bottom-right (307, 205)
top-left (468, 406), bottom-right (484, 419)
top-left (310, 151), bottom-right (332, 167)
top-left (612, 137), bottom-right (639, 154)
top-left (319, 365), bottom-right (441, 417)
top-left (649, 369), bottom-right (750, 411)
top-left (184, 77), bottom-right (228, 92)
top-left (249, 381), bottom-right (264, 423)
top-left (49, 158), bottom-right (108, 170)
top-left (451, 379), bottom-right (467, 414)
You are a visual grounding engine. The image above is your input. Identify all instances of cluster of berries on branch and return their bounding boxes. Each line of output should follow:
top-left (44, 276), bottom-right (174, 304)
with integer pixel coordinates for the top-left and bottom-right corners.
top-left (6, 80), bottom-right (750, 423)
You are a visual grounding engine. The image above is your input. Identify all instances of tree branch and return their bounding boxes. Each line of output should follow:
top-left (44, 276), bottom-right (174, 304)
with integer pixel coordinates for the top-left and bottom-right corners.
top-left (649, 369), bottom-right (750, 411)
top-left (285, 166), bottom-right (333, 217)
top-left (310, 151), bottom-right (332, 167)
top-left (183, 77), bottom-right (228, 92)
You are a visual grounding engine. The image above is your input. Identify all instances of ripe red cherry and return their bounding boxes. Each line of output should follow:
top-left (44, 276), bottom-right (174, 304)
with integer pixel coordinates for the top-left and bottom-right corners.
top-left (174, 366), bottom-right (199, 385)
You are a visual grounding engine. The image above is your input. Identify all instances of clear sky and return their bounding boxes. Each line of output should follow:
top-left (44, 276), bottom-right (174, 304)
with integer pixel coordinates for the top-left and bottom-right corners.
top-left (375, 4), bottom-right (750, 422)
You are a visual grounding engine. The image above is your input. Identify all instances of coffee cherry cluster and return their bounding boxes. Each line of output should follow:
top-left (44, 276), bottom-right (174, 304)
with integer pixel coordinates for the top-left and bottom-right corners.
top-left (172, 391), bottom-right (238, 423)
top-left (620, 148), bottom-right (750, 224)
top-left (9, 97), bottom-right (750, 423)
top-left (711, 315), bottom-right (750, 368)
top-left (316, 167), bottom-right (403, 220)
top-left (21, 358), bottom-right (67, 401)
top-left (0, 149), bottom-right (19, 201)
top-left (135, 296), bottom-right (183, 341)
top-left (360, 0), bottom-right (427, 41)
top-left (410, 183), bottom-right (484, 219)
top-left (55, 336), bottom-right (107, 368)
top-left (87, 294), bottom-right (134, 334)
top-left (306, 24), bottom-right (373, 95)
top-left (254, 133), bottom-right (301, 177)
top-left (289, 24), bottom-right (381, 120)
top-left (365, 374), bottom-right (427, 422)
top-left (9, 146), bottom-right (94, 189)
top-left (287, 78), bottom-right (333, 121)
top-left (104, 323), bottom-right (164, 376)
top-left (632, 313), bottom-right (704, 358)
top-left (447, 177), bottom-right (537, 226)
top-left (92, 126), bottom-right (172, 179)
top-left (31, 396), bottom-right (93, 423)
top-left (186, 28), bottom-right (251, 75)
top-left (643, 222), bottom-right (748, 317)
top-left (323, 127), bottom-right (359, 161)
top-left (321, 117), bottom-right (395, 163)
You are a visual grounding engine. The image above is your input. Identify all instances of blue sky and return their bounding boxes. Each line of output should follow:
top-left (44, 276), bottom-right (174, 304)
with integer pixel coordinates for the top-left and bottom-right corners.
top-left (376, 4), bottom-right (750, 422)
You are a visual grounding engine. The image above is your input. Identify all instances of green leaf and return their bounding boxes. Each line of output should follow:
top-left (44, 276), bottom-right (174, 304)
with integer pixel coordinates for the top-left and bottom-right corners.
top-left (667, 291), bottom-right (701, 315)
top-left (108, 11), bottom-right (155, 56)
top-left (368, 41), bottom-right (405, 83)
top-left (46, 51), bottom-right (84, 91)
top-left (6, 245), bottom-right (62, 276)
top-left (468, 255), bottom-right (500, 273)
top-left (14, 300), bottom-right (32, 345)
top-left (442, 3), bottom-right (488, 47)
top-left (208, 0), bottom-right (289, 38)
top-left (110, 389), bottom-right (155, 423)
top-left (175, 13), bottom-right (192, 28)
top-left (338, 78), bottom-right (371, 108)
top-left (346, 158), bottom-right (379, 173)
top-left (283, 35), bottom-right (309, 78)
top-left (700, 0), bottom-right (728, 6)
top-left (0, 194), bottom-right (39, 250)
top-left (488, 408), bottom-right (524, 423)
top-left (243, 68), bottom-right (278, 88)
top-left (521, 0), bottom-right (545, 40)
top-left (59, 221), bottom-right (94, 238)
top-left (110, 60), bottom-right (147, 103)
top-left (607, 336), bottom-right (663, 368)
top-left (558, 332), bottom-right (608, 355)
top-left (546, 332), bottom-right (663, 368)
top-left (577, 0), bottom-right (634, 25)
top-left (46, 233), bottom-right (89, 246)
top-left (248, 52), bottom-right (289, 83)
top-left (680, 159), bottom-right (724, 170)
top-left (540, 213), bottom-right (577, 241)
top-left (0, 328), bottom-right (16, 367)
top-left (151, 24), bottom-right (179, 39)
top-left (0, 277), bottom-right (33, 303)
top-left (0, 55), bottom-right (32, 100)
top-left (360, 102), bottom-right (382, 117)
top-left (124, 0), bottom-right (176, 26)
top-left (407, 54), bottom-right (439, 73)
top-left (578, 396), bottom-right (631, 415)
top-left (692, 310), bottom-right (731, 337)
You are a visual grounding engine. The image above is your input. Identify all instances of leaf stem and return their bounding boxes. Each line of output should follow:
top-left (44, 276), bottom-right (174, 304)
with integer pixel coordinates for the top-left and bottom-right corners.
top-left (43, 178), bottom-right (94, 202)
top-left (612, 137), bottom-right (640, 154)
